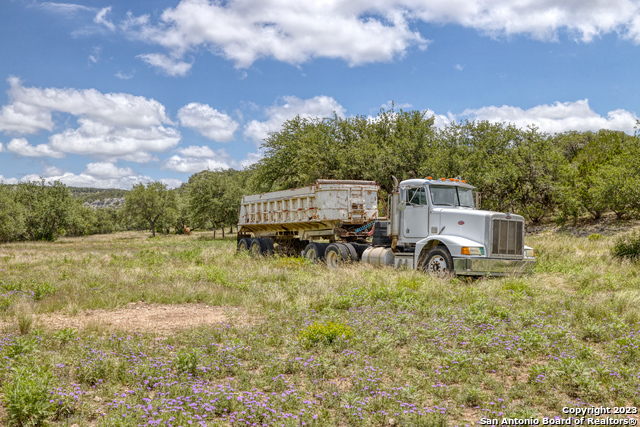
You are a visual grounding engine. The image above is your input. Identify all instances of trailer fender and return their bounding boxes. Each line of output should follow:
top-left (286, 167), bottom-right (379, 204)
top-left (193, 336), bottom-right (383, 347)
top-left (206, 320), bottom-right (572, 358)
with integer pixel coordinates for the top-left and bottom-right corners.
top-left (414, 236), bottom-right (485, 268)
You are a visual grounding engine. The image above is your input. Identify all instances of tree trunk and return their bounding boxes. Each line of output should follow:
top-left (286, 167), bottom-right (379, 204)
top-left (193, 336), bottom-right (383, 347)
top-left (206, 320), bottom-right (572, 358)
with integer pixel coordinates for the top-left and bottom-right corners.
top-left (222, 227), bottom-right (225, 238)
top-left (229, 224), bottom-right (233, 234)
top-left (150, 220), bottom-right (156, 237)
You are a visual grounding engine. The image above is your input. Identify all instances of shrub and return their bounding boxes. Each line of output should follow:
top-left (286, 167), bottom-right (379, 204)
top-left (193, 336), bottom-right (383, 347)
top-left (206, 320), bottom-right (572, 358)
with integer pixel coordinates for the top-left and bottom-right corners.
top-left (611, 231), bottom-right (640, 261)
top-left (298, 321), bottom-right (353, 347)
top-left (5, 336), bottom-right (37, 359)
top-left (588, 233), bottom-right (603, 241)
top-left (174, 350), bottom-right (198, 375)
top-left (2, 365), bottom-right (54, 426)
top-left (32, 282), bottom-right (55, 301)
top-left (75, 357), bottom-right (113, 386)
top-left (52, 328), bottom-right (77, 346)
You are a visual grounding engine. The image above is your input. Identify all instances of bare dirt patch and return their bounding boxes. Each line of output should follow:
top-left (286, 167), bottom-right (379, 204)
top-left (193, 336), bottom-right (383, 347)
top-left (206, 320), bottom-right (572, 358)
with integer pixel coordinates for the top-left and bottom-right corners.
top-left (30, 303), bottom-right (256, 336)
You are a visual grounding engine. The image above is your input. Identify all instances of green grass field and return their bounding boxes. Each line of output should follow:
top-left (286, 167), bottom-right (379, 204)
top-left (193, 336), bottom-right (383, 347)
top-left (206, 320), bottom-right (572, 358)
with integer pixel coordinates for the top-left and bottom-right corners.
top-left (0, 228), bottom-right (639, 426)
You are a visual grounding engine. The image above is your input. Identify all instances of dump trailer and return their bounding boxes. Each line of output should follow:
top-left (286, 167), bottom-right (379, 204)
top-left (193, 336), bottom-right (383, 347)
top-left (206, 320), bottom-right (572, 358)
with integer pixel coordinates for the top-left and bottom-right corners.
top-left (237, 178), bottom-right (535, 277)
top-left (237, 180), bottom-right (379, 256)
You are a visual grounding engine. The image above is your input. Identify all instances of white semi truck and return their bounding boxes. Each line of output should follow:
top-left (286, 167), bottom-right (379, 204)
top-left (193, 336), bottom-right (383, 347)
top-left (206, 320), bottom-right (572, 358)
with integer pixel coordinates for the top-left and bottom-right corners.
top-left (236, 178), bottom-right (535, 277)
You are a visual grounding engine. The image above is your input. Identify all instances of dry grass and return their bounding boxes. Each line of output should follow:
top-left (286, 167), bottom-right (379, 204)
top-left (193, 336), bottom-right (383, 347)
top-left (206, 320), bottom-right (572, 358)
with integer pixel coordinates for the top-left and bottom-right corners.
top-left (0, 228), bottom-right (639, 426)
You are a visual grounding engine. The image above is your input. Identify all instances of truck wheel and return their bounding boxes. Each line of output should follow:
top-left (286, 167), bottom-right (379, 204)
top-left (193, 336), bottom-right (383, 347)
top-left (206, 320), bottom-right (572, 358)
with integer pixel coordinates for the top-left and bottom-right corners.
top-left (303, 242), bottom-right (327, 262)
top-left (422, 246), bottom-right (454, 278)
top-left (325, 243), bottom-right (349, 268)
top-left (237, 238), bottom-right (252, 252)
top-left (343, 243), bottom-right (359, 262)
top-left (249, 238), bottom-right (264, 256)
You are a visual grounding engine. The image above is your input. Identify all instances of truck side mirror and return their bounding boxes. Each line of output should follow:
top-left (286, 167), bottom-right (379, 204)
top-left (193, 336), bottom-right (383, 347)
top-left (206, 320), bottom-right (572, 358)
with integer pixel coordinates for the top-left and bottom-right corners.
top-left (398, 201), bottom-right (406, 211)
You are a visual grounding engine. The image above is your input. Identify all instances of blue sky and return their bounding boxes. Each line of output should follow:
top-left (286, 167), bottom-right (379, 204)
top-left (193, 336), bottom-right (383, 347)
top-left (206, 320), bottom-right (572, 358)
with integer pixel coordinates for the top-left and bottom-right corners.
top-left (1, 0), bottom-right (639, 188)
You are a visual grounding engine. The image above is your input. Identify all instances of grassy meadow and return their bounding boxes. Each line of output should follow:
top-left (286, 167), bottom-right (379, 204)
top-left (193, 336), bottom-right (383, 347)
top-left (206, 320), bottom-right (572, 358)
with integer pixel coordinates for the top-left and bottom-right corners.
top-left (0, 227), bottom-right (639, 426)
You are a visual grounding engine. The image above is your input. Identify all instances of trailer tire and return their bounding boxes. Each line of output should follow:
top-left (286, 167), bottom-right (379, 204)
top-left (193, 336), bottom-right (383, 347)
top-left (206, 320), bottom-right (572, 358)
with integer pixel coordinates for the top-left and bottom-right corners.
top-left (343, 243), bottom-right (359, 262)
top-left (260, 238), bottom-right (274, 255)
top-left (303, 242), bottom-right (328, 262)
top-left (422, 246), bottom-right (454, 278)
top-left (249, 238), bottom-right (265, 256)
top-left (237, 238), bottom-right (252, 252)
top-left (325, 243), bottom-right (350, 268)
top-left (351, 243), bottom-right (370, 259)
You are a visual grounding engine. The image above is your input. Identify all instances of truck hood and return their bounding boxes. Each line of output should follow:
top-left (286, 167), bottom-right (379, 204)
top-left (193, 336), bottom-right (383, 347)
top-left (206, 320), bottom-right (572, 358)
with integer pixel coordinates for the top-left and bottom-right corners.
top-left (432, 208), bottom-right (524, 245)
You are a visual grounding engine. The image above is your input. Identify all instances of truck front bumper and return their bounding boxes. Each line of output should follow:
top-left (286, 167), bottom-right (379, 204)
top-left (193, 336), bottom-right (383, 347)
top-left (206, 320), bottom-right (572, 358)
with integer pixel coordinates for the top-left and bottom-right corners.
top-left (453, 258), bottom-right (535, 276)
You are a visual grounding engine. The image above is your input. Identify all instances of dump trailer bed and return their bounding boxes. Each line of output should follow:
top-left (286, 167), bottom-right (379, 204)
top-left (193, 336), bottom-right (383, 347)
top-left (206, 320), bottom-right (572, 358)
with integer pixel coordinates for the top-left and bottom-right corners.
top-left (238, 180), bottom-right (379, 241)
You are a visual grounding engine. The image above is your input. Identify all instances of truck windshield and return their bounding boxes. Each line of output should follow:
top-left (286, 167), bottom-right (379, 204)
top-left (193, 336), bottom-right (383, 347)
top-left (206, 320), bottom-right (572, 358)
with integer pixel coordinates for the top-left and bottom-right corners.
top-left (430, 186), bottom-right (475, 208)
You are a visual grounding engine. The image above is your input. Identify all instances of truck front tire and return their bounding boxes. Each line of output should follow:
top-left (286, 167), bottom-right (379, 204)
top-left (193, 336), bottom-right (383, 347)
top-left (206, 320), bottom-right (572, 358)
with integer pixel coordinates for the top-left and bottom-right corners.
top-left (422, 246), bottom-right (454, 278)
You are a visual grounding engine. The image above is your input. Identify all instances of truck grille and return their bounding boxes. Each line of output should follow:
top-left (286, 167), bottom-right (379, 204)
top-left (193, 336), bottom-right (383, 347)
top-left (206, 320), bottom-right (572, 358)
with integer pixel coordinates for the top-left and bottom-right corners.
top-left (491, 219), bottom-right (523, 257)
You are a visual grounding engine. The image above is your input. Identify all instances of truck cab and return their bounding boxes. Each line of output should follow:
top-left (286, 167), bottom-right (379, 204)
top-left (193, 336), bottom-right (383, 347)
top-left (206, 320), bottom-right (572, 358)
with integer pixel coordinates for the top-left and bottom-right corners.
top-left (388, 177), bottom-right (535, 276)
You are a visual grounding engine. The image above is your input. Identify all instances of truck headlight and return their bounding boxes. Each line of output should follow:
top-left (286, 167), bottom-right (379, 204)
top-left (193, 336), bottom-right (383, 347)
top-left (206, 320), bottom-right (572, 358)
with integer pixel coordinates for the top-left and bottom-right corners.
top-left (525, 249), bottom-right (535, 258)
top-left (461, 247), bottom-right (484, 256)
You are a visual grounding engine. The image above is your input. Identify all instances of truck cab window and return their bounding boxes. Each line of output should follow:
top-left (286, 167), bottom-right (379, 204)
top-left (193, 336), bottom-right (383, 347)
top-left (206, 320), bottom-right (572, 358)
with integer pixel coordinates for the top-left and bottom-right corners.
top-left (430, 185), bottom-right (475, 207)
top-left (406, 187), bottom-right (427, 205)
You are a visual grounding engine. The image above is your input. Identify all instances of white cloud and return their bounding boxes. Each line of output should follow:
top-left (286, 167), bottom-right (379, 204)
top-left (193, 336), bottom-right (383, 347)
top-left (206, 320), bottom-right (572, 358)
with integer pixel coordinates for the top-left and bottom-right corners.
top-left (424, 109), bottom-right (455, 129)
top-left (455, 64), bottom-right (464, 71)
top-left (118, 0), bottom-right (640, 70)
top-left (380, 100), bottom-right (413, 110)
top-left (1, 165), bottom-right (182, 190)
top-left (176, 145), bottom-right (218, 158)
top-left (177, 103), bottom-right (238, 142)
top-left (48, 118), bottom-right (180, 162)
top-left (162, 155), bottom-right (231, 174)
top-left (22, 172), bottom-right (152, 190)
top-left (125, 0), bottom-right (427, 69)
top-left (239, 151), bottom-right (263, 168)
top-left (7, 138), bottom-right (64, 158)
top-left (137, 53), bottom-right (192, 77)
top-left (88, 46), bottom-right (102, 64)
top-left (42, 164), bottom-right (66, 178)
top-left (461, 100), bottom-right (639, 134)
top-left (84, 162), bottom-right (136, 179)
top-left (162, 146), bottom-right (233, 173)
top-left (244, 95), bottom-right (346, 144)
top-left (0, 76), bottom-right (173, 133)
top-left (0, 175), bottom-right (19, 185)
top-left (0, 78), bottom-right (181, 162)
top-left (94, 6), bottom-right (116, 31)
top-left (115, 71), bottom-right (134, 80)
top-left (158, 178), bottom-right (184, 189)
top-left (37, 3), bottom-right (94, 15)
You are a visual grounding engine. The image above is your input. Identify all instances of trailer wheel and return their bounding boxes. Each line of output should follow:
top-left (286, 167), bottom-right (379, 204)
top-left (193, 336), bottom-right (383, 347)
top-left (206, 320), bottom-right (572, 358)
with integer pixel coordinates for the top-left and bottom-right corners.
top-left (422, 246), bottom-right (454, 278)
top-left (343, 243), bottom-right (359, 262)
top-left (249, 238), bottom-right (264, 256)
top-left (303, 242), bottom-right (328, 262)
top-left (237, 238), bottom-right (252, 252)
top-left (260, 238), bottom-right (274, 255)
top-left (325, 243), bottom-right (349, 268)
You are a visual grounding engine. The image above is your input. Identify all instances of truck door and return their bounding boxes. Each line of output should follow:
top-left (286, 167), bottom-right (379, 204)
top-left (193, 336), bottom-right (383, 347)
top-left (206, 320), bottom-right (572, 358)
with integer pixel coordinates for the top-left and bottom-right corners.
top-left (402, 186), bottom-right (429, 238)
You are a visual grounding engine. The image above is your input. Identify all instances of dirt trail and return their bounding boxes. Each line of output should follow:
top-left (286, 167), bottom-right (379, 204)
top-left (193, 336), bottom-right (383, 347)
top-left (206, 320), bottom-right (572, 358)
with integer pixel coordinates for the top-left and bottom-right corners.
top-left (6, 303), bottom-right (255, 336)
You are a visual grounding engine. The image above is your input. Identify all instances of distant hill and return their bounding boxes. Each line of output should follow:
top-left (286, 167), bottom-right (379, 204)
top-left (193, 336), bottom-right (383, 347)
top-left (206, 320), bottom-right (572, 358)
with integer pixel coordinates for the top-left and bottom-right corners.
top-left (68, 187), bottom-right (127, 209)
top-left (68, 187), bottom-right (128, 203)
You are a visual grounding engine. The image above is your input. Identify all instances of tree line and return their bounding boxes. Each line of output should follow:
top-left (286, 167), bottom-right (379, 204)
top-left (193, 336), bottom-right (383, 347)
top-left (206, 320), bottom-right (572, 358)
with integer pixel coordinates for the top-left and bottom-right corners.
top-left (0, 107), bottom-right (639, 242)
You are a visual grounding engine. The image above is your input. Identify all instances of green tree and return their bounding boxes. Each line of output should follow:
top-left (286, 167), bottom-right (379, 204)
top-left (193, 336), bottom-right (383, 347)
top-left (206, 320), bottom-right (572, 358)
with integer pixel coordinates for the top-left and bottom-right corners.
top-left (187, 169), bottom-right (249, 237)
top-left (0, 185), bottom-right (25, 242)
top-left (123, 182), bottom-right (177, 237)
top-left (569, 130), bottom-right (635, 219)
top-left (65, 200), bottom-right (98, 237)
top-left (14, 180), bottom-right (73, 241)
